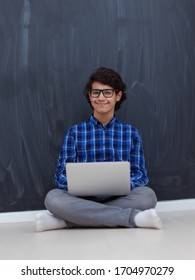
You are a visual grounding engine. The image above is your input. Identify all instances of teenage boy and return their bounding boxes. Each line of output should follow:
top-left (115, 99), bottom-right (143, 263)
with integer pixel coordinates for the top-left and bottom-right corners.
top-left (36, 67), bottom-right (162, 231)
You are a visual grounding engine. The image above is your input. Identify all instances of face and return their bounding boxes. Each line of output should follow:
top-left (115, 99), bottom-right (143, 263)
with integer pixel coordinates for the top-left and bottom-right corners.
top-left (89, 82), bottom-right (122, 120)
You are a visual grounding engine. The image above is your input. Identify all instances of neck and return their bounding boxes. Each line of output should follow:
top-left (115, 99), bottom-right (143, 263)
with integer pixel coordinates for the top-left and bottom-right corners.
top-left (93, 112), bottom-right (114, 126)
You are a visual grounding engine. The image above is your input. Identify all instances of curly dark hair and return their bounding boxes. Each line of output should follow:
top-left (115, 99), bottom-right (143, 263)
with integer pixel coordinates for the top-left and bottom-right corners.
top-left (84, 67), bottom-right (127, 111)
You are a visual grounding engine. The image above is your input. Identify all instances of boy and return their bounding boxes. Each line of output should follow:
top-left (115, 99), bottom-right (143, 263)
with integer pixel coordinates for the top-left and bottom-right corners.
top-left (36, 67), bottom-right (162, 231)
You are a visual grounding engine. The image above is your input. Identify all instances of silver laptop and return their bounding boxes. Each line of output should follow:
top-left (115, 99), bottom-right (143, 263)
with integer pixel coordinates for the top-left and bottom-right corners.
top-left (66, 161), bottom-right (130, 196)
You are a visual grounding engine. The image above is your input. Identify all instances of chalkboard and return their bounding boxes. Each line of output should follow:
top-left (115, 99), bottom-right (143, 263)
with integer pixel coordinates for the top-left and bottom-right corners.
top-left (0, 0), bottom-right (195, 212)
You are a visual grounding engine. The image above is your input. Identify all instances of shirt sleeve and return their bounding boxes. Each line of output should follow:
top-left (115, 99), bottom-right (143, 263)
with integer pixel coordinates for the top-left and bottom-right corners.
top-left (130, 128), bottom-right (149, 188)
top-left (54, 129), bottom-right (76, 190)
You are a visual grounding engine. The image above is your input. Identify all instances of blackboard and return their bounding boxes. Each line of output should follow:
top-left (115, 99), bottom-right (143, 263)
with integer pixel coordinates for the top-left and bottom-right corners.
top-left (0, 0), bottom-right (195, 212)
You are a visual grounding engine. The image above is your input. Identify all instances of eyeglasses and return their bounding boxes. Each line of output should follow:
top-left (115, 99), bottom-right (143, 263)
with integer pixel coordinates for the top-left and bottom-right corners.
top-left (89, 89), bottom-right (119, 98)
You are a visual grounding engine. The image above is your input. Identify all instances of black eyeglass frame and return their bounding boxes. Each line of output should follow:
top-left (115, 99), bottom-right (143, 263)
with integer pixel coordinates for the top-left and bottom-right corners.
top-left (88, 89), bottom-right (120, 98)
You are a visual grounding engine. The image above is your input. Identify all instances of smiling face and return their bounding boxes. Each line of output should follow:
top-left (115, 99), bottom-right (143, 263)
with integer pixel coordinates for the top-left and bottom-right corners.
top-left (89, 81), bottom-right (122, 122)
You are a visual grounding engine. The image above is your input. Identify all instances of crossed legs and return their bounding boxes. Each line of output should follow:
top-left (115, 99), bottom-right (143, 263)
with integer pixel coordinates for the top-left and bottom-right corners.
top-left (36, 187), bottom-right (162, 231)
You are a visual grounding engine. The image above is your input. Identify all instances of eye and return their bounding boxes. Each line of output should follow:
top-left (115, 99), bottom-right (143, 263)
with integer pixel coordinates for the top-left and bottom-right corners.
top-left (92, 90), bottom-right (100, 94)
top-left (103, 89), bottom-right (114, 97)
top-left (104, 90), bottom-right (112, 94)
top-left (89, 90), bottom-right (100, 98)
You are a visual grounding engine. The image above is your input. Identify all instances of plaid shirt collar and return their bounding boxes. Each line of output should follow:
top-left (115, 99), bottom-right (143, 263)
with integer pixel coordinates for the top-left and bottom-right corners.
top-left (89, 114), bottom-right (117, 128)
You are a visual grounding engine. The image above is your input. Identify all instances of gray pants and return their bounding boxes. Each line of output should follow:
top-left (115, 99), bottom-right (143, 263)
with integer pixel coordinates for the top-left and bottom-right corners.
top-left (45, 187), bottom-right (157, 228)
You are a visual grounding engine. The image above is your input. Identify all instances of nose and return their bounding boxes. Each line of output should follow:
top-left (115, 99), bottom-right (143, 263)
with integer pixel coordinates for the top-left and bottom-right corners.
top-left (98, 92), bottom-right (105, 100)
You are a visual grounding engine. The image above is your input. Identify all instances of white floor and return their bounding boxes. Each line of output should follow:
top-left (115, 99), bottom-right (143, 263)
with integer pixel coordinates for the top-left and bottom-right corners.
top-left (0, 201), bottom-right (195, 260)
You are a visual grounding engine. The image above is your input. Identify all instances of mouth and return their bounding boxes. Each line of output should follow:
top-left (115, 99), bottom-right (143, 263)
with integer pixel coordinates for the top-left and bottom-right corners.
top-left (95, 102), bottom-right (108, 106)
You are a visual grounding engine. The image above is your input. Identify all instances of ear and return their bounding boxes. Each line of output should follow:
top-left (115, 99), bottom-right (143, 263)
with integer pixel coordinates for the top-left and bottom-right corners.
top-left (116, 91), bottom-right (122, 101)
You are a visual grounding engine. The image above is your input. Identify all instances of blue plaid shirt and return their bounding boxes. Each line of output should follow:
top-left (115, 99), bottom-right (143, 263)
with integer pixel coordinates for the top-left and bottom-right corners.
top-left (54, 115), bottom-right (149, 190)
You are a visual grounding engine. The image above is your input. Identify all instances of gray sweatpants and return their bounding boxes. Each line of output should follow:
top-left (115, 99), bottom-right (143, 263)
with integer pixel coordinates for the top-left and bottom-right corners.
top-left (45, 187), bottom-right (157, 228)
